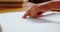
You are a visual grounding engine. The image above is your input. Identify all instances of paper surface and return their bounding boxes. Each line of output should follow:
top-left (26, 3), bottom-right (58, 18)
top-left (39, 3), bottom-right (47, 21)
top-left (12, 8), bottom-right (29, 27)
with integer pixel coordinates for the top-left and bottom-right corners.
top-left (0, 12), bottom-right (60, 32)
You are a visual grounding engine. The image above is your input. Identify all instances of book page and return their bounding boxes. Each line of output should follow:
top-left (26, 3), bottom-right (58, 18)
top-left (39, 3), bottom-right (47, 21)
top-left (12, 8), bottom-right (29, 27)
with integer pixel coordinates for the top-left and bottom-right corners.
top-left (0, 12), bottom-right (60, 32)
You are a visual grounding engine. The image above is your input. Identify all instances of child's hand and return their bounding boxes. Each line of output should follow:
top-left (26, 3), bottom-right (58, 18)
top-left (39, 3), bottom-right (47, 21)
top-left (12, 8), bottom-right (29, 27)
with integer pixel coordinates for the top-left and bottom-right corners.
top-left (22, 4), bottom-right (51, 18)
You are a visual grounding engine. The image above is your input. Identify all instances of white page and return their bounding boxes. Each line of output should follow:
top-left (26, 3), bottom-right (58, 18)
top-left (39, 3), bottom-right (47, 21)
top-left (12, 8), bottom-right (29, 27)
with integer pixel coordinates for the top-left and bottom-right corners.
top-left (0, 12), bottom-right (60, 32)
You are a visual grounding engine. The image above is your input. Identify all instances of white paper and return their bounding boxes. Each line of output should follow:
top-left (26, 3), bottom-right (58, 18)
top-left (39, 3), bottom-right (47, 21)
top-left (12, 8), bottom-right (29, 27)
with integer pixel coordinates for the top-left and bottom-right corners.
top-left (0, 12), bottom-right (60, 32)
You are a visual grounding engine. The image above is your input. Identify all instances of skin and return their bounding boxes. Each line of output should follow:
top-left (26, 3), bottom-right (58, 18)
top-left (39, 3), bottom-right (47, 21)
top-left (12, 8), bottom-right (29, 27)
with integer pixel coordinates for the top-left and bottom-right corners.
top-left (22, 1), bottom-right (60, 18)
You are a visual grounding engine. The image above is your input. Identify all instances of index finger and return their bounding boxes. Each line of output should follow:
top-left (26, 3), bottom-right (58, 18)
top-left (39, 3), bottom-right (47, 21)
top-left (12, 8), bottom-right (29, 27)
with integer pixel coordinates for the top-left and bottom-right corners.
top-left (22, 11), bottom-right (30, 18)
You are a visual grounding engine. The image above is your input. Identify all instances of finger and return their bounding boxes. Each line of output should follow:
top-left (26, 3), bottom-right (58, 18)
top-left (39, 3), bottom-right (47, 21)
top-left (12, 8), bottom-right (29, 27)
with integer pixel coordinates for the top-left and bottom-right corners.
top-left (22, 11), bottom-right (30, 18)
top-left (23, 4), bottom-right (37, 18)
top-left (30, 5), bottom-right (37, 17)
top-left (22, 13), bottom-right (27, 18)
top-left (22, 12), bottom-right (29, 18)
top-left (37, 12), bottom-right (43, 17)
top-left (37, 12), bottom-right (43, 15)
top-left (32, 12), bottom-right (43, 18)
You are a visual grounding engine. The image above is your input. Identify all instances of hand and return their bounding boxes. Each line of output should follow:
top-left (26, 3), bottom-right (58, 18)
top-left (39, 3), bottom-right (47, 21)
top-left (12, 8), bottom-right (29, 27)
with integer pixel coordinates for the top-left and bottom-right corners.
top-left (22, 4), bottom-right (51, 18)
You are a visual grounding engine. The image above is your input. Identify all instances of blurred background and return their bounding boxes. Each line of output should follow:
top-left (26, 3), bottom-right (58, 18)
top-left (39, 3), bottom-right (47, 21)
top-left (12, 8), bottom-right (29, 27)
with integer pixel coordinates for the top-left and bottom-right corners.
top-left (0, 0), bottom-right (51, 13)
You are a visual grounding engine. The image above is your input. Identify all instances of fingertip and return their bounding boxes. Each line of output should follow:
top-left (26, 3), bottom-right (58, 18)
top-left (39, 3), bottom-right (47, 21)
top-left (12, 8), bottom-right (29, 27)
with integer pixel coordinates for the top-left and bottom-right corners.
top-left (22, 15), bottom-right (26, 19)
